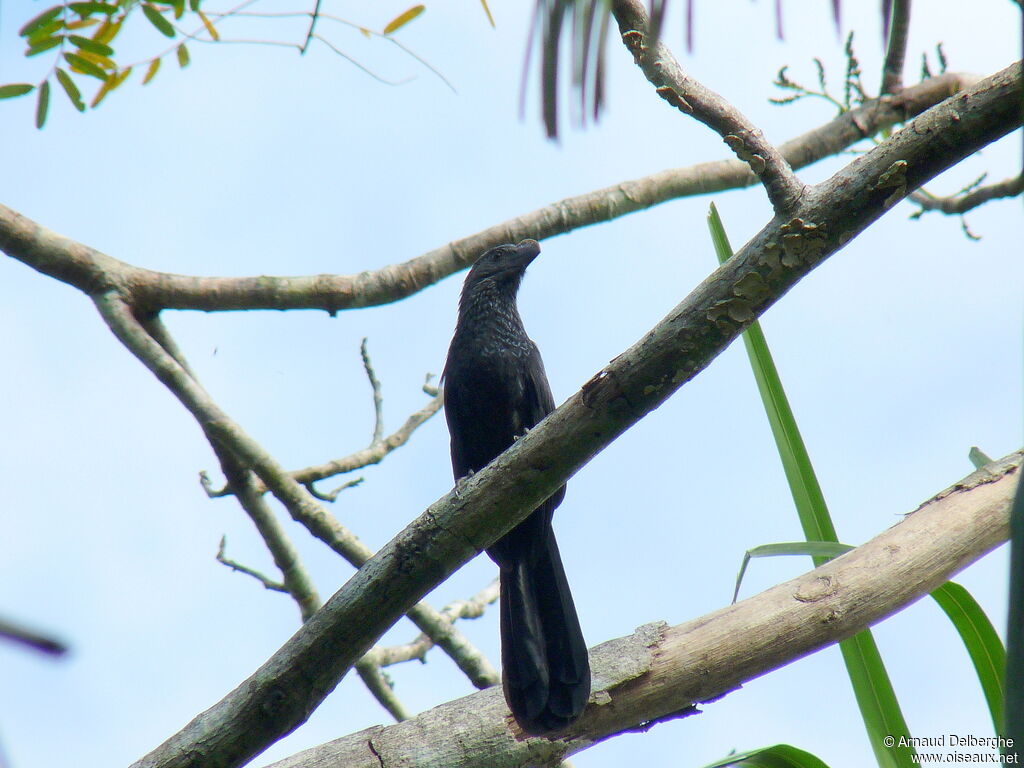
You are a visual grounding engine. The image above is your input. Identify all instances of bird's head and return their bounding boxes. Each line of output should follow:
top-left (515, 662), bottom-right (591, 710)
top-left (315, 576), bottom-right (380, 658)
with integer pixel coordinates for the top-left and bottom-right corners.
top-left (463, 240), bottom-right (541, 292)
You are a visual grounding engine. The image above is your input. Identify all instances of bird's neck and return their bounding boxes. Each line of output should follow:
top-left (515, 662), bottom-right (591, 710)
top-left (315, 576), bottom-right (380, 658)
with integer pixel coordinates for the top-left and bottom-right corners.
top-left (456, 282), bottom-right (529, 351)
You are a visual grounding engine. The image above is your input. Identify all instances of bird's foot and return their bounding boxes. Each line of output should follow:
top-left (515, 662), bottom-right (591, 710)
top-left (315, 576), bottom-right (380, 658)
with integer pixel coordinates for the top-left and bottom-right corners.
top-left (454, 469), bottom-right (475, 498)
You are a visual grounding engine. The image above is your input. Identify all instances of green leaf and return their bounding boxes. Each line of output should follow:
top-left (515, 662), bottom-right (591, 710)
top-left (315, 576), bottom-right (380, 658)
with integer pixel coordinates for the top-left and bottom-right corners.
top-left (707, 205), bottom-right (838, 547)
top-left (189, 0), bottom-right (201, 10)
top-left (64, 52), bottom-right (108, 80)
top-left (69, 34), bottom-right (114, 56)
top-left (701, 744), bottom-right (832, 768)
top-left (479, 0), bottom-right (496, 28)
top-left (73, 48), bottom-right (116, 71)
top-left (733, 541), bottom-right (855, 603)
top-left (931, 582), bottom-right (1006, 732)
top-left (175, 43), bottom-right (190, 68)
top-left (142, 58), bottom-right (161, 85)
top-left (35, 80), bottom-right (50, 129)
top-left (89, 80), bottom-right (111, 108)
top-left (707, 203), bottom-right (917, 768)
top-left (110, 66), bottom-right (132, 89)
top-left (89, 68), bottom-right (128, 109)
top-left (197, 10), bottom-right (218, 40)
top-left (1006, 466), bottom-right (1024, 748)
top-left (66, 18), bottom-right (100, 30)
top-left (19, 6), bottom-right (63, 37)
top-left (166, 0), bottom-right (186, 20)
top-left (26, 35), bottom-right (64, 56)
top-left (93, 17), bottom-right (123, 45)
top-left (838, 633), bottom-right (918, 768)
top-left (0, 83), bottom-right (36, 99)
top-left (27, 19), bottom-right (65, 45)
top-left (55, 68), bottom-right (86, 112)
top-left (142, 4), bottom-right (176, 37)
top-left (69, 2), bottom-right (118, 16)
top-left (382, 4), bottom-right (424, 35)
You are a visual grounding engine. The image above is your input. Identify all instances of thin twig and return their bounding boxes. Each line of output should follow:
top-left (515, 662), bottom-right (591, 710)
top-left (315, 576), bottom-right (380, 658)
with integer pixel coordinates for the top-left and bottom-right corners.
top-left (306, 476), bottom-right (364, 502)
top-left (312, 34), bottom-right (413, 86)
top-left (216, 536), bottom-right (288, 593)
top-left (291, 393), bottom-right (443, 490)
top-left (301, 0), bottom-right (323, 53)
top-left (360, 338), bottom-right (384, 444)
top-left (880, 0), bottom-right (912, 94)
top-left (204, 392), bottom-right (442, 497)
top-left (317, 13), bottom-right (456, 93)
top-left (0, 616), bottom-right (68, 657)
top-left (910, 173), bottom-right (1024, 214)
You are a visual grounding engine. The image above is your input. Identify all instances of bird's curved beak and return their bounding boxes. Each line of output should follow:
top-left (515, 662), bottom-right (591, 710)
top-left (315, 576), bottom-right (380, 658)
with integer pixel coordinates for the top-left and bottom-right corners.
top-left (515, 239), bottom-right (541, 266)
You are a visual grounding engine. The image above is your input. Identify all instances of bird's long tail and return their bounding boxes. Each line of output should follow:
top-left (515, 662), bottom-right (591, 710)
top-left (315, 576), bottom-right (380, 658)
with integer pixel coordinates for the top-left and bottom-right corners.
top-left (498, 527), bottom-right (591, 734)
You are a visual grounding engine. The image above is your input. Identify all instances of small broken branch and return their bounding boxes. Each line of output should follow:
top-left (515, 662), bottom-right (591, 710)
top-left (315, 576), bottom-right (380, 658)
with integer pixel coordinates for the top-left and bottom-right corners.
top-left (216, 536), bottom-right (288, 594)
top-left (612, 0), bottom-right (804, 214)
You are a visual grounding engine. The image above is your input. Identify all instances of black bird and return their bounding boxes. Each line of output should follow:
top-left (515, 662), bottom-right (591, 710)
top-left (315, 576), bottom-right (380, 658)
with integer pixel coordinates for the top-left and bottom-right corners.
top-left (443, 239), bottom-right (590, 734)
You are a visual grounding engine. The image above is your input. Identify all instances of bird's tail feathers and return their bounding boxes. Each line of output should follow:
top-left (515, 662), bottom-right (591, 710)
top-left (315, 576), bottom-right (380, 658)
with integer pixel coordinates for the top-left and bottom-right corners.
top-left (499, 532), bottom-right (590, 734)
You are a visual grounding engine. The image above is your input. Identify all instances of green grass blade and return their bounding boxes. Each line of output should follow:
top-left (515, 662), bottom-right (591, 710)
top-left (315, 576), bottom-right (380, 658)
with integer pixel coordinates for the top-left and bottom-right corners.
top-left (707, 203), bottom-right (915, 768)
top-left (707, 205), bottom-right (836, 547)
top-left (930, 582), bottom-right (1006, 733)
top-left (1004, 472), bottom-right (1024, 748)
top-left (838, 632), bottom-right (917, 767)
top-left (700, 743), bottom-right (833, 768)
top-left (733, 542), bottom-right (855, 603)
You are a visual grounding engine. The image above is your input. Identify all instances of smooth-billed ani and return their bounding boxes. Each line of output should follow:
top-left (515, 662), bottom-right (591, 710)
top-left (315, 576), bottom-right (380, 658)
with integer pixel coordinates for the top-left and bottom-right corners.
top-left (442, 239), bottom-right (590, 734)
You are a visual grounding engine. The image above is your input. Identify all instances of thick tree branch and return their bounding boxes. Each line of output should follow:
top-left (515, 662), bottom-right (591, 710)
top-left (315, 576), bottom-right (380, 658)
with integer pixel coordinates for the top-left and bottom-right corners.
top-left (128, 63), bottom-right (1023, 768)
top-left (260, 452), bottom-right (1021, 768)
top-left (612, 0), bottom-right (804, 214)
top-left (0, 74), bottom-right (975, 314)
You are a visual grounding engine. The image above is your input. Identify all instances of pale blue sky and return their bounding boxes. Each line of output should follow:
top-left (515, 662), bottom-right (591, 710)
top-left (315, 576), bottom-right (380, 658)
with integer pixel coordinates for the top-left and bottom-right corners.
top-left (0, 1), bottom-right (1021, 767)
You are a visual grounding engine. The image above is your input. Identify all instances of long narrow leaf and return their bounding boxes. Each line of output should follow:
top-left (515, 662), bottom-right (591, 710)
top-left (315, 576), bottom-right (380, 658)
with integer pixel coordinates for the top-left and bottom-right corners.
top-left (733, 541), bottom-right (855, 603)
top-left (707, 203), bottom-right (915, 768)
top-left (35, 79), bottom-right (50, 128)
top-left (1004, 473), bottom-right (1024, 748)
top-left (701, 743), bottom-right (832, 768)
top-left (930, 582), bottom-right (1005, 733)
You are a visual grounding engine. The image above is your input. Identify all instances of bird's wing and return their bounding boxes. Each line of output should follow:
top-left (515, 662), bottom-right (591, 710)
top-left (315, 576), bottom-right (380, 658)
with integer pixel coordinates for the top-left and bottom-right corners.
top-left (522, 341), bottom-right (557, 425)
